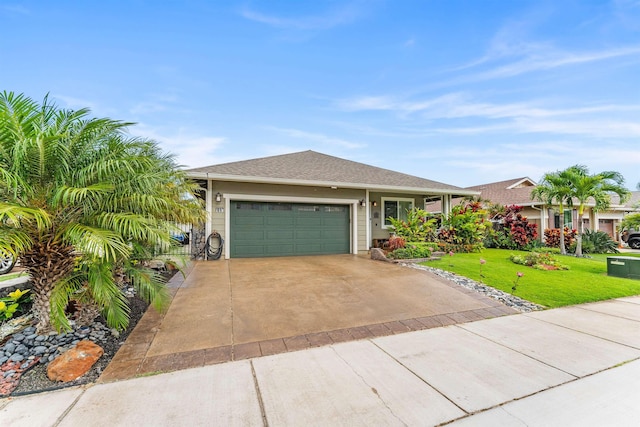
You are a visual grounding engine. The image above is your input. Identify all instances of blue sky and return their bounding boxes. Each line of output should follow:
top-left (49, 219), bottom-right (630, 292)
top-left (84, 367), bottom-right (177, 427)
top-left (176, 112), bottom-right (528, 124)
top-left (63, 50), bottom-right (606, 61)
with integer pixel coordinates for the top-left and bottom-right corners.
top-left (1, 0), bottom-right (639, 189)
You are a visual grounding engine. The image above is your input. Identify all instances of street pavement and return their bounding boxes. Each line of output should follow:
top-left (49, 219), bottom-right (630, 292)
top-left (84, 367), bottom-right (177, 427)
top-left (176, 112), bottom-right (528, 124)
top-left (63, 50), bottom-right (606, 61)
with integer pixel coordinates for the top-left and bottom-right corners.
top-left (1, 296), bottom-right (639, 426)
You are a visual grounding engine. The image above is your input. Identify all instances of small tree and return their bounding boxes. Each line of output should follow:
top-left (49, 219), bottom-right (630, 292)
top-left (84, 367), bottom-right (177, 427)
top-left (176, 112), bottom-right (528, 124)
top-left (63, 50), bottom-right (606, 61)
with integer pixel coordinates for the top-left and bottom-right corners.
top-left (532, 170), bottom-right (574, 255)
top-left (0, 92), bottom-right (206, 332)
top-left (563, 165), bottom-right (630, 257)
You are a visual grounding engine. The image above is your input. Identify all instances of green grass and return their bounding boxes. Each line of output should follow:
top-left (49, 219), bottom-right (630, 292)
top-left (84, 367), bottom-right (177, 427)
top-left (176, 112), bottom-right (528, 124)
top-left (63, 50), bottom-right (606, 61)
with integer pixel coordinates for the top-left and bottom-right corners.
top-left (422, 249), bottom-right (640, 308)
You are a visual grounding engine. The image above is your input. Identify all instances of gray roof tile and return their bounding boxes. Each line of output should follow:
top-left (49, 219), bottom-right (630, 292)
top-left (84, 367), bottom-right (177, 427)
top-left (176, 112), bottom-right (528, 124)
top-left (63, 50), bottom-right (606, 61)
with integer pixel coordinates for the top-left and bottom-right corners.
top-left (187, 150), bottom-right (468, 193)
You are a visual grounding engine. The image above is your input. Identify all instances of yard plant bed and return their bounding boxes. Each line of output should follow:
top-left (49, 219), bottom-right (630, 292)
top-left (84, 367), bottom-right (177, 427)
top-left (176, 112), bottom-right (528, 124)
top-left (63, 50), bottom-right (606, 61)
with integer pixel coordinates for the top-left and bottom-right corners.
top-left (0, 269), bottom-right (177, 397)
top-left (423, 249), bottom-right (640, 308)
top-left (1, 295), bottom-right (149, 397)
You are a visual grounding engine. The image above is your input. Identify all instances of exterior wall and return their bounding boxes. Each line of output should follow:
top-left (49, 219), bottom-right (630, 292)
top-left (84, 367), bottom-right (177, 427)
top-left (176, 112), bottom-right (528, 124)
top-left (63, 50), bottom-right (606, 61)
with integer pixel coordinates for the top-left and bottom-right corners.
top-left (208, 180), bottom-right (367, 257)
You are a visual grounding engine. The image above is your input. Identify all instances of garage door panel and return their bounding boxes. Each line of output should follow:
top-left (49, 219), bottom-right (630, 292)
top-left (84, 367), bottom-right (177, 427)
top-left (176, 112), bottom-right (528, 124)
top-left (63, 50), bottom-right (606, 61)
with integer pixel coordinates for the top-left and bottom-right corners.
top-left (265, 230), bottom-right (295, 240)
top-left (322, 229), bottom-right (348, 238)
top-left (295, 243), bottom-right (323, 252)
top-left (231, 201), bottom-right (351, 258)
top-left (296, 229), bottom-right (323, 239)
top-left (234, 230), bottom-right (266, 241)
top-left (266, 217), bottom-right (294, 226)
top-left (323, 218), bottom-right (347, 227)
top-left (265, 244), bottom-right (295, 255)
top-left (235, 217), bottom-right (266, 226)
top-left (324, 243), bottom-right (350, 252)
top-left (296, 217), bottom-right (323, 227)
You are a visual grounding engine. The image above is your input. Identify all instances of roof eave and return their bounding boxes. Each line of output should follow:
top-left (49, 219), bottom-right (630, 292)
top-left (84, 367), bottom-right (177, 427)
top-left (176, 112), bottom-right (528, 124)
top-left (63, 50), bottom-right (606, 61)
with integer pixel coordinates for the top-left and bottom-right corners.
top-left (186, 172), bottom-right (479, 196)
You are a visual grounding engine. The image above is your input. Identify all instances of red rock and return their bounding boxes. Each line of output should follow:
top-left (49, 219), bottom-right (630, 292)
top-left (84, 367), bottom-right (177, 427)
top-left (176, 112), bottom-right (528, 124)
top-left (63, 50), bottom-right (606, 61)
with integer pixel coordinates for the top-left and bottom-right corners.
top-left (47, 340), bottom-right (104, 382)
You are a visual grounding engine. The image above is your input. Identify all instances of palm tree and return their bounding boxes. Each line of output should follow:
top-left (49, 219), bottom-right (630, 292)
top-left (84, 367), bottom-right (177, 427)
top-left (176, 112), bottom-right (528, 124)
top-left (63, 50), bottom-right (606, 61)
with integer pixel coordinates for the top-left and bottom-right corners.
top-left (0, 92), bottom-right (205, 332)
top-left (564, 165), bottom-right (630, 257)
top-left (531, 170), bottom-right (574, 255)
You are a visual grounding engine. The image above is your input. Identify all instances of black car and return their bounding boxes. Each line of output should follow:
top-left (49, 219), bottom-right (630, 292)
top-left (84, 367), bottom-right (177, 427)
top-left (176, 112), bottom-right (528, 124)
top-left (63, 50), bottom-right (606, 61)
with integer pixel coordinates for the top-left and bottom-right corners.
top-left (622, 229), bottom-right (640, 250)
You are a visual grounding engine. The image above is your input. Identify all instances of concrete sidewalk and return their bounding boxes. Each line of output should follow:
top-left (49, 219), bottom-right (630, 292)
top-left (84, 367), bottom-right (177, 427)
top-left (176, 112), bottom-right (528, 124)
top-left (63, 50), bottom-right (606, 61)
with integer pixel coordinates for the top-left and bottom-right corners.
top-left (2, 296), bottom-right (639, 426)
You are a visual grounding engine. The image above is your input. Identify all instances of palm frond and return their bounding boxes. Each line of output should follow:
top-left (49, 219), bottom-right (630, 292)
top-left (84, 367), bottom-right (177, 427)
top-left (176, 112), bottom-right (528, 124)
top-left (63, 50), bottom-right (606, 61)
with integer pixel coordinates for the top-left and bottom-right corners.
top-left (50, 274), bottom-right (85, 332)
top-left (0, 202), bottom-right (51, 230)
top-left (84, 262), bottom-right (130, 331)
top-left (125, 265), bottom-right (170, 313)
top-left (51, 183), bottom-right (114, 207)
top-left (62, 223), bottom-right (131, 261)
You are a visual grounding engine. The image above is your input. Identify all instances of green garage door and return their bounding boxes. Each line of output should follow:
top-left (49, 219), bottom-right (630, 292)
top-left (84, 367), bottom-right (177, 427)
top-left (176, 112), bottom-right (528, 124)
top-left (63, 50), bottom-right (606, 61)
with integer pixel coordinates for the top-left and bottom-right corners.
top-left (230, 202), bottom-right (350, 258)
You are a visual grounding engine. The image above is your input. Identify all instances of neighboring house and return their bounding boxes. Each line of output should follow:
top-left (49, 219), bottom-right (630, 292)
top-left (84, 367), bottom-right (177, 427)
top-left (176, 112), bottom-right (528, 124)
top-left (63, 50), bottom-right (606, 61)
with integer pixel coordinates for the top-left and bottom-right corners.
top-left (185, 150), bottom-right (477, 258)
top-left (426, 177), bottom-right (640, 242)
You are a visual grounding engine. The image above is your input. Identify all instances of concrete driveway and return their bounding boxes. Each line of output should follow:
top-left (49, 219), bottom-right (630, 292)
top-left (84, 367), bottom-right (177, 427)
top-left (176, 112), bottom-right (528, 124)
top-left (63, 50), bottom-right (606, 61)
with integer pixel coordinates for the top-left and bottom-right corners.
top-left (100, 255), bottom-right (515, 381)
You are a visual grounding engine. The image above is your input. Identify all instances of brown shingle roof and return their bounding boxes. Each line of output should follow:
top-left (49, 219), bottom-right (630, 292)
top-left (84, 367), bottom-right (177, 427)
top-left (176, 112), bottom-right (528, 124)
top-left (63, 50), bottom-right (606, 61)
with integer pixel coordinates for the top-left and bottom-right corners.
top-left (425, 177), bottom-right (638, 213)
top-left (187, 150), bottom-right (471, 194)
top-left (612, 191), bottom-right (640, 210)
top-left (468, 177), bottom-right (539, 206)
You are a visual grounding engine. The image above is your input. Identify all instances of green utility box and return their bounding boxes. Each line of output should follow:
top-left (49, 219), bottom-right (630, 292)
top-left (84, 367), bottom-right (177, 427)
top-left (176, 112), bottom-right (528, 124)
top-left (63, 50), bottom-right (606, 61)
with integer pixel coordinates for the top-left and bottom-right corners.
top-left (607, 256), bottom-right (640, 280)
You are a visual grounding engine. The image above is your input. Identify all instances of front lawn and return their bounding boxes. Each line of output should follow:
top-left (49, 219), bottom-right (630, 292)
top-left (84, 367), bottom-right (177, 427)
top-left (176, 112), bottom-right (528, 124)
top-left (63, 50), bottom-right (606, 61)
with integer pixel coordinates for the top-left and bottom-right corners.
top-left (422, 249), bottom-right (640, 308)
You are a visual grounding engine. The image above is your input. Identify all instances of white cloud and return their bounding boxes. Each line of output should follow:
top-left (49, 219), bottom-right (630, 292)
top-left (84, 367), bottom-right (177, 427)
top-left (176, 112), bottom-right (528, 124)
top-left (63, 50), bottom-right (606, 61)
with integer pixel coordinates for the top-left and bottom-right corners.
top-left (239, 2), bottom-right (366, 30)
top-left (267, 126), bottom-right (366, 149)
top-left (336, 91), bottom-right (640, 139)
top-left (134, 124), bottom-right (226, 169)
top-left (473, 45), bottom-right (640, 80)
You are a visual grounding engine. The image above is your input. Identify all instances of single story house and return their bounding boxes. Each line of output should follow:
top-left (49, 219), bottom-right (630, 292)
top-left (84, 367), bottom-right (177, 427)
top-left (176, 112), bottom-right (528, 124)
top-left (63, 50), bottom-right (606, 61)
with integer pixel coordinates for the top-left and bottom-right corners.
top-left (185, 150), bottom-right (477, 258)
top-left (425, 177), bottom-right (640, 242)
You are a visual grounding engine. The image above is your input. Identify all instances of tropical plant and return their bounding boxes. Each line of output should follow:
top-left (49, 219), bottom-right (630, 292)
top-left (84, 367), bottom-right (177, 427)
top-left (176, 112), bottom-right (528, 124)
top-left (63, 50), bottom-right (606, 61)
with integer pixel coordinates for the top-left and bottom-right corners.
top-left (562, 165), bottom-right (630, 257)
top-left (620, 213), bottom-right (640, 232)
top-left (543, 227), bottom-right (577, 249)
top-left (488, 205), bottom-right (538, 250)
top-left (437, 202), bottom-right (488, 252)
top-left (387, 235), bottom-right (406, 250)
top-left (0, 92), bottom-right (205, 332)
top-left (572, 230), bottom-right (619, 254)
top-left (509, 250), bottom-right (569, 270)
top-left (387, 208), bottom-right (437, 241)
top-left (531, 170), bottom-right (575, 255)
top-left (387, 242), bottom-right (435, 259)
top-left (0, 289), bottom-right (31, 322)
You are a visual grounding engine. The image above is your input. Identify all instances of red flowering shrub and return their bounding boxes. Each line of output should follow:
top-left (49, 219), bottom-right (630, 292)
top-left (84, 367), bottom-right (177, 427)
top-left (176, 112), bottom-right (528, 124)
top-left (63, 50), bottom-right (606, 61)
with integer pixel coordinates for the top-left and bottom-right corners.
top-left (544, 227), bottom-right (577, 248)
top-left (489, 205), bottom-right (538, 249)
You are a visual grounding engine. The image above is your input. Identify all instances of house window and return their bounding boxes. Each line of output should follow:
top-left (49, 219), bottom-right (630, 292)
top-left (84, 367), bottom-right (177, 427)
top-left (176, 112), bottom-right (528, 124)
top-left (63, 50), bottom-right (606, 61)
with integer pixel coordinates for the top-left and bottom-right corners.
top-left (554, 210), bottom-right (573, 229)
top-left (381, 197), bottom-right (414, 229)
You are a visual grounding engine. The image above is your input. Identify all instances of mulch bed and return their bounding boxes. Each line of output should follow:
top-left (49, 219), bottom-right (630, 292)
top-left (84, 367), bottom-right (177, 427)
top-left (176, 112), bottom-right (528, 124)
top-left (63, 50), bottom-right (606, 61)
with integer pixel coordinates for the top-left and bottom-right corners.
top-left (0, 271), bottom-right (175, 397)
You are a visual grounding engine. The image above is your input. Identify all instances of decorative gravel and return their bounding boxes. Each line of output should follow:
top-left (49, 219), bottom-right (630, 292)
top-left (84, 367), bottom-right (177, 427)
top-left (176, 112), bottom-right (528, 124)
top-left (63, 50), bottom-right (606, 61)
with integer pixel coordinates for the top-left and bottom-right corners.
top-left (0, 281), bottom-right (151, 397)
top-left (0, 322), bottom-right (113, 367)
top-left (401, 263), bottom-right (545, 312)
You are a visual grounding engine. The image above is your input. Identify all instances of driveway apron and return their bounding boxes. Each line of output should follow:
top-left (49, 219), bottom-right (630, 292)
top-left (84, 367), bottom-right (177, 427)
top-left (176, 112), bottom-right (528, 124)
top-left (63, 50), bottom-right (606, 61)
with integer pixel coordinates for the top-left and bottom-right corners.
top-left (100, 254), bottom-right (515, 380)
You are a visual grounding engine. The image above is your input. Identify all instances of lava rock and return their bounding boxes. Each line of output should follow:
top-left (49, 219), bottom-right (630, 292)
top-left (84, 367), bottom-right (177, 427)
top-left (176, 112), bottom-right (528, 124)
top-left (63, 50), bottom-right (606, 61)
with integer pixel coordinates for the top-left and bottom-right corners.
top-left (47, 340), bottom-right (104, 382)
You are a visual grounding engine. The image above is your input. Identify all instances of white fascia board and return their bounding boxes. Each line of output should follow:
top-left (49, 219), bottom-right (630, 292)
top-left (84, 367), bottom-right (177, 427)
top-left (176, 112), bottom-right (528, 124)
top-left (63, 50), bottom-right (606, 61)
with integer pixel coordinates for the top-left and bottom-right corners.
top-left (185, 172), bottom-right (479, 197)
top-left (506, 177), bottom-right (537, 189)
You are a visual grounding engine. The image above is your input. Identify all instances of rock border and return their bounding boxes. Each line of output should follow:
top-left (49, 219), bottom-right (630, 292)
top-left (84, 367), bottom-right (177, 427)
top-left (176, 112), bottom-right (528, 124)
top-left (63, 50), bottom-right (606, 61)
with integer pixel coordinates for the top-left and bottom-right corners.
top-left (401, 262), bottom-right (545, 313)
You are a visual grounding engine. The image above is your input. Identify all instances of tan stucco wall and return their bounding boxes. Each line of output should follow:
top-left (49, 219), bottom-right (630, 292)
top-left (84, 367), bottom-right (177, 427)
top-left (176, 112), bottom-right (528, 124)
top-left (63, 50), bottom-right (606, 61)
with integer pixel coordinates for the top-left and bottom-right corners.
top-left (208, 180), bottom-right (368, 257)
